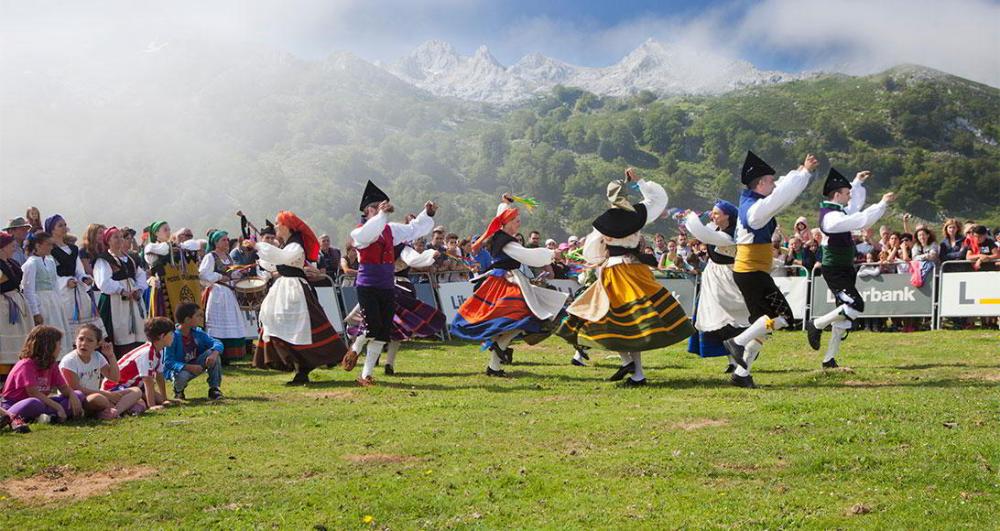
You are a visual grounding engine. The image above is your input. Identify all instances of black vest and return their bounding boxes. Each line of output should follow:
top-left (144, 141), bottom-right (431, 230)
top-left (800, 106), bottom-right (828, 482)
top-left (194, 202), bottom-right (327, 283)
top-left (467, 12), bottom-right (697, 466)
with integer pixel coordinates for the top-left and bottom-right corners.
top-left (393, 243), bottom-right (411, 278)
top-left (486, 232), bottom-right (521, 271)
top-left (1, 259), bottom-right (23, 293)
top-left (707, 223), bottom-right (737, 265)
top-left (98, 253), bottom-right (137, 281)
top-left (51, 244), bottom-right (80, 277)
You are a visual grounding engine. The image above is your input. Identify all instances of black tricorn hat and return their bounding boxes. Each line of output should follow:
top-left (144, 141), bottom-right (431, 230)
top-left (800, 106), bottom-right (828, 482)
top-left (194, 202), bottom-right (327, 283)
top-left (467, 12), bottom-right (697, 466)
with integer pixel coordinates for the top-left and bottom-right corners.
top-left (741, 150), bottom-right (776, 186)
top-left (593, 207), bottom-right (648, 238)
top-left (823, 167), bottom-right (853, 196)
top-left (359, 180), bottom-right (390, 212)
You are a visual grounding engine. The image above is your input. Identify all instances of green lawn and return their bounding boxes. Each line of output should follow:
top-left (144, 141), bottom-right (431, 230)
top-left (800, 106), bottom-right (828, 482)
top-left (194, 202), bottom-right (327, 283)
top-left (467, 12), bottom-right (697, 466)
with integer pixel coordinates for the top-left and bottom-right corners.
top-left (1, 330), bottom-right (998, 529)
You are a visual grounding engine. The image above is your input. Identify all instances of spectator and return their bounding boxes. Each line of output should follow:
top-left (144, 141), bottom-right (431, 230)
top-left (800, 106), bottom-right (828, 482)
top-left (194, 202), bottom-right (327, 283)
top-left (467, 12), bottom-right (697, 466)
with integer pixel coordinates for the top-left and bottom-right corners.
top-left (1, 325), bottom-right (85, 426)
top-left (794, 216), bottom-right (811, 243)
top-left (879, 232), bottom-right (904, 273)
top-left (340, 242), bottom-right (359, 287)
top-left (79, 223), bottom-right (106, 277)
top-left (876, 225), bottom-right (891, 255)
top-left (967, 225), bottom-right (999, 272)
top-left (567, 235), bottom-right (580, 249)
top-left (652, 233), bottom-right (668, 263)
top-left (939, 218), bottom-right (967, 265)
top-left (163, 303), bottom-right (224, 401)
top-left (59, 323), bottom-right (142, 419)
top-left (855, 227), bottom-right (876, 258)
top-left (526, 231), bottom-right (541, 248)
top-left (676, 232), bottom-right (692, 260)
top-left (802, 239), bottom-right (821, 272)
top-left (230, 238), bottom-right (258, 266)
top-left (544, 238), bottom-right (557, 251)
top-left (514, 233), bottom-right (525, 245)
top-left (25, 207), bottom-right (43, 234)
top-left (102, 316), bottom-right (175, 410)
top-left (771, 242), bottom-right (789, 277)
top-left (911, 226), bottom-right (939, 268)
top-left (785, 236), bottom-right (808, 276)
top-left (3, 217), bottom-right (31, 265)
top-left (317, 234), bottom-right (341, 280)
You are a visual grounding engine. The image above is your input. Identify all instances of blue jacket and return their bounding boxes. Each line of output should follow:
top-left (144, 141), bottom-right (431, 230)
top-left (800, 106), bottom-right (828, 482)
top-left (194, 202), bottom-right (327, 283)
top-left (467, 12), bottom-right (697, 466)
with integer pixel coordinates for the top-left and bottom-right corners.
top-left (162, 327), bottom-right (223, 380)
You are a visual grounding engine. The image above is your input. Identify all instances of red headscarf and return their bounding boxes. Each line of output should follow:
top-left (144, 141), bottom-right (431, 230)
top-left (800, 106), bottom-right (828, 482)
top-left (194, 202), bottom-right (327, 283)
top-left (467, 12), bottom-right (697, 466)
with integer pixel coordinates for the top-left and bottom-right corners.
top-left (471, 207), bottom-right (518, 253)
top-left (275, 211), bottom-right (320, 262)
top-left (101, 226), bottom-right (120, 249)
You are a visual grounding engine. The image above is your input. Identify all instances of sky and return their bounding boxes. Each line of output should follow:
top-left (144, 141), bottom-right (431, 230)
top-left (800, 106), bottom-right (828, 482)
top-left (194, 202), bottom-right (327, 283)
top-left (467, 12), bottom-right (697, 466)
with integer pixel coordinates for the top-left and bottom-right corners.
top-left (1, 0), bottom-right (998, 86)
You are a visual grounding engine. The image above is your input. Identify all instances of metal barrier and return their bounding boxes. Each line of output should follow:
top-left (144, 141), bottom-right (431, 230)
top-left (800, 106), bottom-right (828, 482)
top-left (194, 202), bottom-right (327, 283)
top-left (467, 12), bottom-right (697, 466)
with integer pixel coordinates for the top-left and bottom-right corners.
top-left (936, 259), bottom-right (1000, 329)
top-left (810, 262), bottom-right (937, 326)
top-left (772, 265), bottom-right (810, 328)
top-left (656, 275), bottom-right (698, 316)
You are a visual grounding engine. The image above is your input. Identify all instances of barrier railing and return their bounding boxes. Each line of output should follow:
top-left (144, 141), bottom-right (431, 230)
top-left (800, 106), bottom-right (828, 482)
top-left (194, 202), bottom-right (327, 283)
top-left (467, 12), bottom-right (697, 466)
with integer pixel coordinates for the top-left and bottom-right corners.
top-left (772, 265), bottom-right (810, 329)
top-left (936, 259), bottom-right (1000, 329)
top-left (810, 262), bottom-right (937, 327)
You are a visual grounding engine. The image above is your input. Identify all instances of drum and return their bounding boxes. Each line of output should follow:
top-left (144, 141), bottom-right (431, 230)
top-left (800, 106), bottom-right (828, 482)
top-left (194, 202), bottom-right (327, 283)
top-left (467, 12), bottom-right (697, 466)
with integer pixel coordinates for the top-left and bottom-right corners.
top-left (234, 278), bottom-right (268, 311)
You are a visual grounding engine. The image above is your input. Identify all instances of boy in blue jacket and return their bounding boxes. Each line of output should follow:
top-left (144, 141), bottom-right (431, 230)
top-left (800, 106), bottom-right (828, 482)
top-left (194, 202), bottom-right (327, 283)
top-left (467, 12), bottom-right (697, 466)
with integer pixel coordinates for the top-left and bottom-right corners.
top-left (165, 302), bottom-right (224, 400)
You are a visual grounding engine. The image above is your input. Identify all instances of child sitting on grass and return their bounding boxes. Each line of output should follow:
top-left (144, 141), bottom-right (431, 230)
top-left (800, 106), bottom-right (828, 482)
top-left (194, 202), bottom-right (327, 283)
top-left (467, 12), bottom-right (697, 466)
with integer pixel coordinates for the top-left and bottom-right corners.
top-left (1, 325), bottom-right (86, 428)
top-left (102, 317), bottom-right (175, 411)
top-left (163, 303), bottom-right (224, 401)
top-left (59, 324), bottom-right (143, 419)
top-left (1, 405), bottom-right (31, 433)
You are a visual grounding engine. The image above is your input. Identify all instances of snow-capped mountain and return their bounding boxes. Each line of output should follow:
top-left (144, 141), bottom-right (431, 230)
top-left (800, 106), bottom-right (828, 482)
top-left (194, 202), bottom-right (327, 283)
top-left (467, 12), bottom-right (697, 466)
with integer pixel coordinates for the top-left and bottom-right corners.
top-left (385, 38), bottom-right (799, 104)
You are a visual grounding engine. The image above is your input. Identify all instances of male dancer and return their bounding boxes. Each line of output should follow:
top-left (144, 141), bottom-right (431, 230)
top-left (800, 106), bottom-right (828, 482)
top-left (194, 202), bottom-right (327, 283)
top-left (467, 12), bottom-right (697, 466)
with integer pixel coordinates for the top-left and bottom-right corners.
top-left (725, 151), bottom-right (819, 388)
top-left (342, 181), bottom-right (436, 387)
top-left (806, 168), bottom-right (894, 367)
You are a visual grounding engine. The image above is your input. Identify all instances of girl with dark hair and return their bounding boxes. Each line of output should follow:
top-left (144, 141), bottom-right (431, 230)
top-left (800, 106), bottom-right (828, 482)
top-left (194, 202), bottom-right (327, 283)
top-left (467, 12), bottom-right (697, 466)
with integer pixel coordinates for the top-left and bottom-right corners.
top-left (21, 232), bottom-right (73, 352)
top-left (1, 325), bottom-right (85, 424)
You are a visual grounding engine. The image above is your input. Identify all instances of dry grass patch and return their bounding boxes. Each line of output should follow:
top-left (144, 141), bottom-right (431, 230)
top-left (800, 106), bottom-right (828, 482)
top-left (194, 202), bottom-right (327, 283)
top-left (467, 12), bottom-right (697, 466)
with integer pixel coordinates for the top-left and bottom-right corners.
top-left (2, 465), bottom-right (157, 505)
top-left (672, 418), bottom-right (729, 431)
top-left (341, 454), bottom-right (419, 464)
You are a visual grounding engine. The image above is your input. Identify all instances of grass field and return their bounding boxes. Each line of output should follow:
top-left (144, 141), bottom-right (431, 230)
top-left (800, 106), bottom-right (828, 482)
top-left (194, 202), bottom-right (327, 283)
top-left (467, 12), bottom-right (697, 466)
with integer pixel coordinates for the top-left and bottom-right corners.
top-left (1, 329), bottom-right (998, 529)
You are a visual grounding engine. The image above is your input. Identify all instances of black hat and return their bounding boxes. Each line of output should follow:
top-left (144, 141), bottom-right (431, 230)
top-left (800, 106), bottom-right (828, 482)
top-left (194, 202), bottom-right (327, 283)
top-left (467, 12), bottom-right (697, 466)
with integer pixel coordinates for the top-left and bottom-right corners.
top-left (259, 219), bottom-right (276, 236)
top-left (593, 205), bottom-right (648, 239)
top-left (360, 180), bottom-right (390, 212)
top-left (741, 151), bottom-right (776, 186)
top-left (823, 167), bottom-right (852, 196)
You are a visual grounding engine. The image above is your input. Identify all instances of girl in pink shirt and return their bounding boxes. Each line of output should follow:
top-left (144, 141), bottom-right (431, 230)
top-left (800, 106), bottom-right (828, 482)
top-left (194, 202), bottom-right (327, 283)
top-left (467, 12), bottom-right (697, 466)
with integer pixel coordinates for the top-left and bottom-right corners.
top-left (1, 326), bottom-right (85, 423)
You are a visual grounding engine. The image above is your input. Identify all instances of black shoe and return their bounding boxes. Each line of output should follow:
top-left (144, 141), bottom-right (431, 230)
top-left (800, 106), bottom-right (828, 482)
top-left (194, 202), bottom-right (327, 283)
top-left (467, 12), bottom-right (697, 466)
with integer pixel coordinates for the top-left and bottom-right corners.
top-left (486, 367), bottom-right (509, 378)
top-left (622, 377), bottom-right (647, 387)
top-left (575, 347), bottom-right (590, 361)
top-left (570, 358), bottom-right (586, 367)
top-left (208, 388), bottom-right (224, 400)
top-left (10, 416), bottom-right (30, 434)
top-left (286, 371), bottom-right (310, 386)
top-left (384, 364), bottom-right (395, 376)
top-left (504, 348), bottom-right (514, 364)
top-left (730, 373), bottom-right (757, 388)
top-left (173, 390), bottom-right (186, 400)
top-left (607, 362), bottom-right (635, 381)
top-left (806, 320), bottom-right (822, 351)
top-left (723, 340), bottom-right (746, 369)
top-left (724, 364), bottom-right (736, 374)
top-left (822, 358), bottom-right (839, 369)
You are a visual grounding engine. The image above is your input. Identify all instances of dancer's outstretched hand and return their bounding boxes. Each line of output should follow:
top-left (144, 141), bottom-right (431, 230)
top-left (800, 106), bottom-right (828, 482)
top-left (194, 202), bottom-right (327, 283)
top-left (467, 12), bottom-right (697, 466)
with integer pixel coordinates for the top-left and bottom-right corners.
top-left (802, 154), bottom-right (819, 172)
top-left (625, 167), bottom-right (638, 181)
top-left (425, 201), bottom-right (438, 216)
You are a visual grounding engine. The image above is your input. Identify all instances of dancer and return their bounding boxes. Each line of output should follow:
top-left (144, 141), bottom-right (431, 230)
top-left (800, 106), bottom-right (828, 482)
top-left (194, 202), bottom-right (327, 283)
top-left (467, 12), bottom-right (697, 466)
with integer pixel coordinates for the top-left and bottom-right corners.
top-left (556, 169), bottom-right (693, 386)
top-left (144, 221), bottom-right (205, 320)
top-left (725, 151), bottom-right (819, 388)
top-left (253, 211), bottom-right (347, 384)
top-left (45, 215), bottom-right (104, 338)
top-left (451, 193), bottom-right (567, 377)
top-left (806, 168), bottom-right (893, 367)
top-left (341, 181), bottom-right (437, 387)
top-left (94, 227), bottom-right (148, 356)
top-left (682, 201), bottom-right (750, 373)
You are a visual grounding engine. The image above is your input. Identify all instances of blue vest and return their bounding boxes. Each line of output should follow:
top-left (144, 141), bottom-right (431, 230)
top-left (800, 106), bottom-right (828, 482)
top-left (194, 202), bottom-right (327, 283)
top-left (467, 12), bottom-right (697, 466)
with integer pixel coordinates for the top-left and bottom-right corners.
top-left (738, 190), bottom-right (777, 244)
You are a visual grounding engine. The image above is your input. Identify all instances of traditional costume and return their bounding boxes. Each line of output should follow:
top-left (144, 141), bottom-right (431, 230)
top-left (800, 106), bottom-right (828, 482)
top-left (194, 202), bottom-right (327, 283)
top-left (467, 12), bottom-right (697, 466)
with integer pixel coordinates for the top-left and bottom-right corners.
top-left (451, 198), bottom-right (567, 377)
top-left (556, 177), bottom-right (693, 386)
top-left (94, 227), bottom-right (148, 356)
top-left (46, 215), bottom-right (104, 338)
top-left (683, 201), bottom-right (750, 372)
top-left (345, 181), bottom-right (435, 386)
top-left (21, 250), bottom-right (73, 353)
top-left (726, 151), bottom-right (814, 388)
top-left (143, 221), bottom-right (204, 320)
top-left (806, 168), bottom-right (888, 367)
top-left (1, 232), bottom-right (33, 374)
top-left (200, 230), bottom-right (250, 362)
top-left (346, 242), bottom-right (445, 375)
top-left (253, 212), bottom-right (347, 384)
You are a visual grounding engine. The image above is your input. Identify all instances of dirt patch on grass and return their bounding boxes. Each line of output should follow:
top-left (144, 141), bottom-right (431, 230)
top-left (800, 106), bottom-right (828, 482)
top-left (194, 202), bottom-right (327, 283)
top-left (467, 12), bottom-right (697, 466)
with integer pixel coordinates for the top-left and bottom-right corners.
top-left (2, 465), bottom-right (156, 505)
top-left (843, 380), bottom-right (894, 387)
top-left (342, 454), bottom-right (419, 464)
top-left (672, 418), bottom-right (729, 431)
top-left (960, 371), bottom-right (1000, 383)
top-left (305, 390), bottom-right (357, 400)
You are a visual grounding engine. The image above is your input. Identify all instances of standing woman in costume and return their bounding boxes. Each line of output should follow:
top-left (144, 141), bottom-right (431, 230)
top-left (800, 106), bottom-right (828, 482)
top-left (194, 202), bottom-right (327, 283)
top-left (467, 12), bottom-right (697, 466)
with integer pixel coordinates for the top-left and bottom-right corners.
top-left (45, 215), bottom-right (104, 338)
top-left (254, 211), bottom-right (347, 385)
top-left (200, 230), bottom-right (249, 363)
top-left (1, 231), bottom-right (34, 376)
top-left (556, 169), bottom-right (694, 386)
top-left (452, 194), bottom-right (568, 377)
top-left (342, 181), bottom-right (437, 387)
top-left (94, 227), bottom-right (148, 356)
top-left (683, 201), bottom-right (750, 373)
top-left (20, 232), bottom-right (73, 352)
top-left (143, 221), bottom-right (204, 319)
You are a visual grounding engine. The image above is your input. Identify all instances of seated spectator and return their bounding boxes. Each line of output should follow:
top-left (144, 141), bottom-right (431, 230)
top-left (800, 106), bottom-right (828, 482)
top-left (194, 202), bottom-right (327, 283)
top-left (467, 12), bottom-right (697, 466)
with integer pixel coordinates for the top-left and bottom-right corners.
top-left (340, 242), bottom-right (359, 287)
top-left (102, 317), bottom-right (175, 410)
top-left (317, 234), bottom-right (341, 281)
top-left (163, 303), bottom-right (224, 401)
top-left (1, 325), bottom-right (85, 427)
top-left (59, 324), bottom-right (142, 419)
top-left (1, 405), bottom-right (29, 433)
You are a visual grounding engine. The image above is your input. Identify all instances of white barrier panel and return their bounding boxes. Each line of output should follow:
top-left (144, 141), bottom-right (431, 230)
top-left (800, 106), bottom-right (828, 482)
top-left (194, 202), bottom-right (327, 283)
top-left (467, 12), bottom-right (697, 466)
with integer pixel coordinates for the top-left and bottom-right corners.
top-left (657, 277), bottom-right (697, 316)
top-left (939, 271), bottom-right (1000, 317)
top-left (774, 277), bottom-right (809, 320)
top-left (315, 286), bottom-right (345, 333)
top-left (437, 282), bottom-right (474, 325)
top-left (547, 279), bottom-right (581, 298)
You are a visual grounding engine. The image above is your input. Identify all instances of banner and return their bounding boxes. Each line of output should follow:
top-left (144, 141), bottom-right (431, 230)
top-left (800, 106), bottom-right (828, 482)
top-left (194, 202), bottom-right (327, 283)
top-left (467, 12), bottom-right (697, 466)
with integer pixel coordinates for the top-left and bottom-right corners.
top-left (938, 271), bottom-right (1000, 317)
top-left (774, 277), bottom-right (809, 319)
top-left (547, 279), bottom-right (581, 298)
top-left (315, 286), bottom-right (345, 333)
top-left (436, 282), bottom-right (474, 324)
top-left (811, 272), bottom-right (934, 317)
top-left (657, 277), bottom-right (697, 316)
